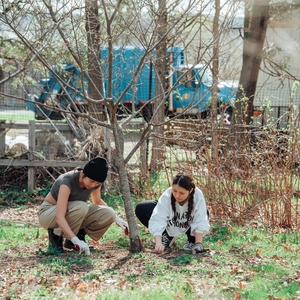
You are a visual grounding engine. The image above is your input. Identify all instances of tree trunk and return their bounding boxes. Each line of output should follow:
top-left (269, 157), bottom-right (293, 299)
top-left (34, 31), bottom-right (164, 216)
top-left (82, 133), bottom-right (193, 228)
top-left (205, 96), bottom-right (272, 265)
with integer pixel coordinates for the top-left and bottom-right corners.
top-left (211, 0), bottom-right (220, 165)
top-left (0, 66), bottom-right (3, 97)
top-left (231, 0), bottom-right (270, 171)
top-left (234, 0), bottom-right (270, 126)
top-left (100, 1), bottom-right (143, 252)
top-left (150, 0), bottom-right (167, 171)
top-left (85, 0), bottom-right (105, 122)
top-left (112, 121), bottom-right (143, 252)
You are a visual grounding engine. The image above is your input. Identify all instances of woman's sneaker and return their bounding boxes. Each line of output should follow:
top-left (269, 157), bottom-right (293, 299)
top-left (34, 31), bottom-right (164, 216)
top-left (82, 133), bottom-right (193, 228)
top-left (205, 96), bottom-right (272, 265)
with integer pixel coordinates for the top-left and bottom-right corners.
top-left (183, 242), bottom-right (195, 251)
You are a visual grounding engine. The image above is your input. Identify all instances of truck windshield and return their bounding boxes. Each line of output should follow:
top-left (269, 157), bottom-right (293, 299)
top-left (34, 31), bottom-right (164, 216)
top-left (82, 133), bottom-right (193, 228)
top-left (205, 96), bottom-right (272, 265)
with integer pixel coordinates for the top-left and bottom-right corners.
top-left (176, 65), bottom-right (212, 88)
top-left (194, 65), bottom-right (212, 87)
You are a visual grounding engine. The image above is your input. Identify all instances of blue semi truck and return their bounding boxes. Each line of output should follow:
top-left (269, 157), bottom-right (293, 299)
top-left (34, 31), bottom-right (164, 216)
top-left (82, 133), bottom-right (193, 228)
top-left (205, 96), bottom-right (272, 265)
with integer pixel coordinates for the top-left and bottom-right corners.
top-left (27, 46), bottom-right (237, 120)
top-left (26, 63), bottom-right (88, 120)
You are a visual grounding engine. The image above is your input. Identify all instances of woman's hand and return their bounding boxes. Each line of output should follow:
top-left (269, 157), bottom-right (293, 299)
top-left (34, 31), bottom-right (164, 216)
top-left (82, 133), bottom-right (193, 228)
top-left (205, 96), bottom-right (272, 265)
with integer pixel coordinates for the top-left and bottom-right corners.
top-left (71, 236), bottom-right (90, 255)
top-left (115, 216), bottom-right (128, 231)
top-left (154, 236), bottom-right (165, 253)
top-left (154, 243), bottom-right (165, 253)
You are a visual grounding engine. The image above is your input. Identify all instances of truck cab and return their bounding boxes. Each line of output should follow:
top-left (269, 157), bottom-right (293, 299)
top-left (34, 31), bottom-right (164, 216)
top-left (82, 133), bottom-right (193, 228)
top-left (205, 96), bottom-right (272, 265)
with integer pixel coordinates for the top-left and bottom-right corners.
top-left (26, 63), bottom-right (88, 119)
top-left (170, 64), bottom-right (237, 119)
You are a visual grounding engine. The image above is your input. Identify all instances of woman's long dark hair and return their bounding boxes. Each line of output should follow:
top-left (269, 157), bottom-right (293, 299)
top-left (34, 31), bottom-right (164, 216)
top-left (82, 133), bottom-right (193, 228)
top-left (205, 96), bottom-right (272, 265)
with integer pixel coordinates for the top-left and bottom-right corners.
top-left (171, 173), bottom-right (195, 228)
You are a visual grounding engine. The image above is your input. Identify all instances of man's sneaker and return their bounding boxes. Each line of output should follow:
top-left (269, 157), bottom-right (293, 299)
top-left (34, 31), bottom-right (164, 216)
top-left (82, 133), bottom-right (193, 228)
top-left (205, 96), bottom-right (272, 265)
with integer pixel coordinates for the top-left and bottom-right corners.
top-left (161, 231), bottom-right (175, 248)
top-left (183, 242), bottom-right (195, 251)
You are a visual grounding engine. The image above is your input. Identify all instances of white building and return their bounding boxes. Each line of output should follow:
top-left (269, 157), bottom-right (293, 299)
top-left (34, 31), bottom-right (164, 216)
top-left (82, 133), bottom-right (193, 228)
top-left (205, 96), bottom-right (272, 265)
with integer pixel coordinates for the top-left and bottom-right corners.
top-left (254, 7), bottom-right (300, 128)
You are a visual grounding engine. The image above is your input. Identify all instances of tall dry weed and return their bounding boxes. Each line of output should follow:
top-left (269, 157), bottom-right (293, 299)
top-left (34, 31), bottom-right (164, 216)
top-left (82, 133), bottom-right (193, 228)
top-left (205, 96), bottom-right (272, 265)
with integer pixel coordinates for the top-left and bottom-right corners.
top-left (157, 117), bottom-right (299, 230)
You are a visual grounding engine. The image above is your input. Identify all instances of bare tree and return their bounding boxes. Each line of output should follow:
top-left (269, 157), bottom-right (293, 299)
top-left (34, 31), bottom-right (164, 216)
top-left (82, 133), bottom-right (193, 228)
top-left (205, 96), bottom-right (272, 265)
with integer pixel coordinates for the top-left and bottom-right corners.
top-left (0, 0), bottom-right (210, 252)
top-left (0, 0), bottom-right (252, 251)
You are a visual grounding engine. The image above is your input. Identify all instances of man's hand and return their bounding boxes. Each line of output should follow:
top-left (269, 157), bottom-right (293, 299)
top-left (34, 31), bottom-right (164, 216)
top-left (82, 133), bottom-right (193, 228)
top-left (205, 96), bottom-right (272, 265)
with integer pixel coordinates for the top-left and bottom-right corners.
top-left (71, 236), bottom-right (90, 255)
top-left (192, 242), bottom-right (204, 254)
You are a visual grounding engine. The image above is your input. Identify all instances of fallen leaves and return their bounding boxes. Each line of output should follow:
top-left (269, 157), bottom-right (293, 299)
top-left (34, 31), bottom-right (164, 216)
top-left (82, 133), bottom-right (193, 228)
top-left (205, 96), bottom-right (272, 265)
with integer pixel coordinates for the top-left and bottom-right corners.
top-left (76, 282), bottom-right (88, 291)
top-left (256, 248), bottom-right (262, 256)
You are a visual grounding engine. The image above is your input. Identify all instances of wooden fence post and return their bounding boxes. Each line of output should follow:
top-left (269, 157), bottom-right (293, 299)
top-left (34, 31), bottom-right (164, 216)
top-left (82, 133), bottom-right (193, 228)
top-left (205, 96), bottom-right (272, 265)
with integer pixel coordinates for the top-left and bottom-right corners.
top-left (0, 120), bottom-right (5, 153)
top-left (28, 120), bottom-right (36, 191)
top-left (140, 122), bottom-right (147, 177)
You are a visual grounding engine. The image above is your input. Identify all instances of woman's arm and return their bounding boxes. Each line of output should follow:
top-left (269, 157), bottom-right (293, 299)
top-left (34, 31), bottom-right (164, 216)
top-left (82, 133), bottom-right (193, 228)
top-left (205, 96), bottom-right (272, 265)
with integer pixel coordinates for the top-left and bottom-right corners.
top-left (90, 187), bottom-right (107, 206)
top-left (148, 193), bottom-right (170, 237)
top-left (190, 189), bottom-right (210, 236)
top-left (90, 186), bottom-right (127, 230)
top-left (56, 184), bottom-right (77, 240)
top-left (154, 235), bottom-right (165, 253)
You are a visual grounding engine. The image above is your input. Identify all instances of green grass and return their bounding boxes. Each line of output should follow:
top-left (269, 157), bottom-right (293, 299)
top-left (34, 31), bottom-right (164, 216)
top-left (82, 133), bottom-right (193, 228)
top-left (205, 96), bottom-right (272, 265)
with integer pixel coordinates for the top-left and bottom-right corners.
top-left (0, 110), bottom-right (35, 121)
top-left (0, 179), bottom-right (299, 299)
top-left (0, 212), bottom-right (299, 299)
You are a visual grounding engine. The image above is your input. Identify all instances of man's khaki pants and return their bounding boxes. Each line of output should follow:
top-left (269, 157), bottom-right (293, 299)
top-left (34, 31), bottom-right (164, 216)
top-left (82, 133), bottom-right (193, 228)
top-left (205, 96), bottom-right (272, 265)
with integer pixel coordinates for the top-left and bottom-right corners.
top-left (38, 201), bottom-right (116, 240)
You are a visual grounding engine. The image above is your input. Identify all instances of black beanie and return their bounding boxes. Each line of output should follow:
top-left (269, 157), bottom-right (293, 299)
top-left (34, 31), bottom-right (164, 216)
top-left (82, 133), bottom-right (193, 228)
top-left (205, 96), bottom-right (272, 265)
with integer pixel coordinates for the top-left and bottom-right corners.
top-left (83, 157), bottom-right (108, 182)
